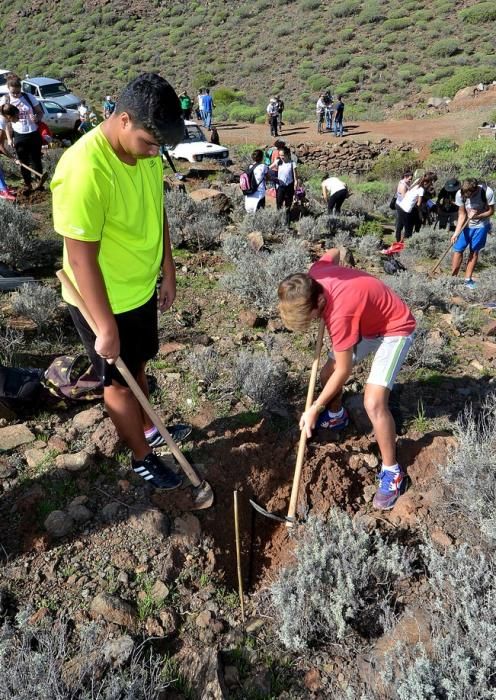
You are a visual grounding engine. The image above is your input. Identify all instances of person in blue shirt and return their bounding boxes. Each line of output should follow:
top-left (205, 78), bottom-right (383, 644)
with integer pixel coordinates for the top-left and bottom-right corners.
top-left (202, 88), bottom-right (214, 131)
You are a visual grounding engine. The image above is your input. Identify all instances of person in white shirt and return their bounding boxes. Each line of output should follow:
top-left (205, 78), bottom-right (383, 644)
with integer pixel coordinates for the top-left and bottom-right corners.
top-left (394, 170), bottom-right (413, 242)
top-left (78, 100), bottom-right (89, 119)
top-left (321, 175), bottom-right (349, 214)
top-left (271, 146), bottom-right (298, 223)
top-left (0, 74), bottom-right (44, 193)
top-left (316, 95), bottom-right (326, 134)
top-left (244, 149), bottom-right (269, 213)
top-left (266, 98), bottom-right (279, 137)
top-left (397, 173), bottom-right (435, 242)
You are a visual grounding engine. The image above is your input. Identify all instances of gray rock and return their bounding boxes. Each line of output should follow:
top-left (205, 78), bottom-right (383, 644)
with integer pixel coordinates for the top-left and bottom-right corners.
top-left (177, 645), bottom-right (227, 700)
top-left (129, 507), bottom-right (170, 538)
top-left (68, 504), bottom-right (93, 524)
top-left (44, 510), bottom-right (74, 538)
top-left (72, 407), bottom-right (102, 431)
top-left (0, 424), bottom-right (35, 451)
top-left (101, 502), bottom-right (122, 523)
top-left (0, 458), bottom-right (17, 479)
top-left (55, 450), bottom-right (92, 472)
top-left (103, 634), bottom-right (134, 667)
top-left (90, 592), bottom-right (137, 631)
top-left (159, 609), bottom-right (179, 636)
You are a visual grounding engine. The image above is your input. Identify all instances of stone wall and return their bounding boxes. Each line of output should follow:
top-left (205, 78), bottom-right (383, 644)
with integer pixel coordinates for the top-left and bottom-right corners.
top-left (295, 139), bottom-right (414, 175)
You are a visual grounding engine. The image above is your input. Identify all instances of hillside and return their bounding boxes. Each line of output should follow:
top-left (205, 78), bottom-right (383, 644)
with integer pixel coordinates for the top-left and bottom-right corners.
top-left (1, 0), bottom-right (496, 120)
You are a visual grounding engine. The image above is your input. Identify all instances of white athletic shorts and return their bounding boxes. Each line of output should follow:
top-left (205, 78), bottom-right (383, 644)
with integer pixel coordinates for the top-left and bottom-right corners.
top-left (328, 333), bottom-right (415, 390)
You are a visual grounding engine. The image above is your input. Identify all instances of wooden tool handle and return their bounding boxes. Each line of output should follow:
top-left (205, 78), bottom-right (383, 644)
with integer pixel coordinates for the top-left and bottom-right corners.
top-left (286, 318), bottom-right (325, 525)
top-left (56, 269), bottom-right (202, 488)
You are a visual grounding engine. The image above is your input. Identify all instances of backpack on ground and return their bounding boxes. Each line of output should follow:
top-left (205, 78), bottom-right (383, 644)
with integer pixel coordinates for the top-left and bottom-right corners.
top-left (0, 366), bottom-right (44, 407)
top-left (239, 164), bottom-right (260, 196)
top-left (383, 256), bottom-right (407, 275)
top-left (42, 355), bottom-right (103, 403)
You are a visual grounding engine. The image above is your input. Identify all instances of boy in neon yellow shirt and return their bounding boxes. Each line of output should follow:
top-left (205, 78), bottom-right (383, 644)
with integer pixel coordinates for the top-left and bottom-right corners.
top-left (52, 74), bottom-right (189, 490)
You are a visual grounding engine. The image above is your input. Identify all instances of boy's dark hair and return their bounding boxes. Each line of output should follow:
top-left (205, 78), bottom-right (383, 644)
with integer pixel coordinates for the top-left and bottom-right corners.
top-left (0, 104), bottom-right (19, 118)
top-left (115, 73), bottom-right (184, 146)
top-left (337, 95), bottom-right (342, 100)
top-left (252, 149), bottom-right (264, 163)
top-left (461, 178), bottom-right (479, 198)
top-left (402, 170), bottom-right (413, 178)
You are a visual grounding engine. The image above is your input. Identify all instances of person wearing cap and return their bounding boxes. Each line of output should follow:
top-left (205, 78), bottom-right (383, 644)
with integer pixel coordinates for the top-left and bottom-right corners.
top-left (266, 98), bottom-right (279, 137)
top-left (436, 178), bottom-right (460, 231)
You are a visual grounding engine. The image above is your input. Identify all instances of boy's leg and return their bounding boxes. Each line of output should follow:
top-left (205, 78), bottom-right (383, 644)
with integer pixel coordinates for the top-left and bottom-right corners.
top-left (451, 251), bottom-right (463, 276)
top-left (103, 375), bottom-right (151, 461)
top-left (363, 384), bottom-right (396, 466)
top-left (465, 250), bottom-right (479, 280)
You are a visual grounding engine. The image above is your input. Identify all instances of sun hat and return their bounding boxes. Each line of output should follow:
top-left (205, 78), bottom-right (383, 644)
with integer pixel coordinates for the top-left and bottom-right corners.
top-left (444, 178), bottom-right (460, 192)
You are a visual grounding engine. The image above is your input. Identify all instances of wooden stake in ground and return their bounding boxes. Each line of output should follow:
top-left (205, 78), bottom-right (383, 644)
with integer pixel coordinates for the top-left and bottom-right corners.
top-left (233, 490), bottom-right (245, 622)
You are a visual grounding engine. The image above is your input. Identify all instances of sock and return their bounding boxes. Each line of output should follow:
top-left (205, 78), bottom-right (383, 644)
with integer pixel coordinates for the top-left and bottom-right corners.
top-left (144, 426), bottom-right (158, 438)
top-left (327, 407), bottom-right (344, 419)
top-left (382, 463), bottom-right (400, 473)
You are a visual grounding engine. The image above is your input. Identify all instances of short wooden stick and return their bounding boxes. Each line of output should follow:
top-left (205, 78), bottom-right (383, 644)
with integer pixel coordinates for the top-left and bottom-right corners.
top-left (233, 490), bottom-right (245, 622)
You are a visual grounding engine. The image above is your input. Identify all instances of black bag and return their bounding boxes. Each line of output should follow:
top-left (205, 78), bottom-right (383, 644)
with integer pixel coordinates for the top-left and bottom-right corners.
top-left (389, 194), bottom-right (397, 210)
top-left (383, 256), bottom-right (407, 275)
top-left (0, 365), bottom-right (43, 406)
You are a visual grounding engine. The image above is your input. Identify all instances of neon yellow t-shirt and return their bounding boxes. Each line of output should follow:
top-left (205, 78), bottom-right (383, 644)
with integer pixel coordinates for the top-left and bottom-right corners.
top-left (51, 125), bottom-right (164, 314)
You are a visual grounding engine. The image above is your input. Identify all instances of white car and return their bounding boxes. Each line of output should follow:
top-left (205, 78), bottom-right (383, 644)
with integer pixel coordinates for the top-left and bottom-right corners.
top-left (0, 69), bottom-right (11, 93)
top-left (39, 100), bottom-right (81, 136)
top-left (167, 121), bottom-right (229, 163)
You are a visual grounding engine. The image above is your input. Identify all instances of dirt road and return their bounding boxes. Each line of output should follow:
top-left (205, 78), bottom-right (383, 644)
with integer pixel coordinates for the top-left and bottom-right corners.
top-left (217, 92), bottom-right (496, 151)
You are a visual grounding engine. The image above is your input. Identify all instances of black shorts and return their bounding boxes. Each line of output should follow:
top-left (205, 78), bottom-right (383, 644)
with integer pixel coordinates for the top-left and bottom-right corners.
top-left (68, 292), bottom-right (159, 387)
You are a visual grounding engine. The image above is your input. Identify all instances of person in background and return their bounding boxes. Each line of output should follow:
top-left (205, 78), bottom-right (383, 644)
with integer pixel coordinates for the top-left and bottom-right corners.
top-left (397, 173), bottom-right (435, 242)
top-left (0, 74), bottom-right (44, 194)
top-left (266, 98), bottom-right (279, 138)
top-left (244, 148), bottom-right (269, 213)
top-left (196, 88), bottom-right (205, 123)
top-left (272, 145), bottom-right (298, 224)
top-left (394, 170), bottom-right (413, 242)
top-left (0, 103), bottom-right (19, 200)
top-left (103, 95), bottom-right (116, 120)
top-left (276, 95), bottom-right (285, 132)
top-left (451, 178), bottom-right (495, 289)
top-left (324, 98), bottom-right (334, 131)
top-left (202, 88), bottom-right (214, 130)
top-left (436, 178), bottom-right (460, 232)
top-left (78, 100), bottom-right (89, 120)
top-left (179, 90), bottom-right (192, 120)
top-left (316, 94), bottom-right (326, 134)
top-left (333, 95), bottom-right (344, 137)
top-left (321, 174), bottom-right (349, 214)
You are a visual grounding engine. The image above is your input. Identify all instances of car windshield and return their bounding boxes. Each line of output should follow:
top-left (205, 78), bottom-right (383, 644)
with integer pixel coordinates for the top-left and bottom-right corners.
top-left (184, 125), bottom-right (206, 143)
top-left (0, 74), bottom-right (7, 87)
top-left (39, 82), bottom-right (69, 98)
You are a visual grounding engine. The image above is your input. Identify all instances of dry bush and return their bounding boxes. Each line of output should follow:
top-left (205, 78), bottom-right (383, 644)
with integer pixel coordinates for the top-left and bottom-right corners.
top-left (385, 272), bottom-right (444, 311)
top-left (10, 283), bottom-right (61, 335)
top-left (231, 351), bottom-right (287, 409)
top-left (405, 321), bottom-right (452, 371)
top-left (0, 327), bottom-right (24, 365)
top-left (270, 512), bottom-right (409, 651)
top-left (187, 346), bottom-right (222, 388)
top-left (406, 227), bottom-right (451, 260)
top-left (0, 202), bottom-right (37, 269)
top-left (239, 208), bottom-right (289, 237)
top-left (166, 189), bottom-right (224, 250)
top-left (222, 238), bottom-right (309, 313)
top-left (296, 215), bottom-right (329, 241)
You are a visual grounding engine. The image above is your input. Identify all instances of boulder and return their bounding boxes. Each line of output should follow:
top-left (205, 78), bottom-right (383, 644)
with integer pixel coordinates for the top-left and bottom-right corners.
top-left (453, 85), bottom-right (477, 101)
top-left (189, 188), bottom-right (231, 215)
top-left (91, 417), bottom-right (121, 457)
top-left (177, 645), bottom-right (227, 700)
top-left (129, 507), bottom-right (170, 538)
top-left (90, 592), bottom-right (138, 631)
top-left (72, 407), bottom-right (102, 431)
top-left (103, 635), bottom-right (134, 667)
top-left (173, 513), bottom-right (201, 546)
top-left (44, 510), bottom-right (74, 538)
top-left (55, 450), bottom-right (92, 472)
top-left (0, 423), bottom-right (35, 451)
top-left (427, 96), bottom-right (448, 108)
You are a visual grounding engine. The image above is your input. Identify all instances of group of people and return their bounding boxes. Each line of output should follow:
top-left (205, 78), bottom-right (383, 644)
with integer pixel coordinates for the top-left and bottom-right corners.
top-left (316, 92), bottom-right (345, 136)
top-left (266, 96), bottom-right (285, 137)
top-left (394, 170), bottom-right (494, 287)
top-left (50, 72), bottom-right (418, 511)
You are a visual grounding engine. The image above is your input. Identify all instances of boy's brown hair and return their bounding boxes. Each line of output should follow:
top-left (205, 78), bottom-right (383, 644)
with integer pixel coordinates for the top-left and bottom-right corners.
top-left (278, 273), bottom-right (323, 331)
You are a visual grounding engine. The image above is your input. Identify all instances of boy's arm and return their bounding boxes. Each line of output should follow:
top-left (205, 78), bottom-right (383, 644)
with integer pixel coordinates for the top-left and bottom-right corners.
top-left (324, 248), bottom-right (341, 265)
top-left (451, 205), bottom-right (468, 243)
top-left (158, 209), bottom-right (176, 312)
top-left (65, 238), bottom-right (119, 361)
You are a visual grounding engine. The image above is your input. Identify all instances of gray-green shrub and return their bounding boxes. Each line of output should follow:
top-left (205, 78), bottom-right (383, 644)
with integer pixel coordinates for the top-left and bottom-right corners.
top-left (232, 351), bottom-right (287, 409)
top-left (270, 512), bottom-right (409, 651)
top-left (10, 283), bottom-right (60, 334)
top-left (166, 190), bottom-right (224, 250)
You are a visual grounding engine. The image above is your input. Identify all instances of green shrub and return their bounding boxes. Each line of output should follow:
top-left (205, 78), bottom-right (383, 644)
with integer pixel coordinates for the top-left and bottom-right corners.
top-left (300, 0), bottom-right (320, 8)
top-left (459, 1), bottom-right (496, 24)
top-left (214, 87), bottom-right (244, 105)
top-left (192, 71), bottom-right (216, 90)
top-left (228, 103), bottom-right (259, 122)
top-left (324, 54), bottom-right (350, 70)
top-left (355, 181), bottom-right (390, 200)
top-left (333, 0), bottom-right (361, 17)
top-left (358, 2), bottom-right (386, 23)
top-left (333, 80), bottom-right (357, 95)
top-left (370, 151), bottom-right (420, 180)
top-left (430, 137), bottom-right (459, 153)
top-left (307, 74), bottom-right (330, 92)
top-left (356, 220), bottom-right (383, 238)
top-left (437, 66), bottom-right (496, 97)
top-left (428, 38), bottom-right (460, 58)
top-left (283, 108), bottom-right (307, 123)
top-left (382, 17), bottom-right (410, 30)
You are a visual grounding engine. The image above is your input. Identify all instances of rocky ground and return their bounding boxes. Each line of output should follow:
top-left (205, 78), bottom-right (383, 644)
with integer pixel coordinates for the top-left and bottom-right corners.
top-left (1, 145), bottom-right (496, 698)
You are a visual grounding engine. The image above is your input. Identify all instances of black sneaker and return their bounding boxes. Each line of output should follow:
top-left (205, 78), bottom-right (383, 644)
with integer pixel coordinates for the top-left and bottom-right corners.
top-left (131, 452), bottom-right (183, 490)
top-left (146, 423), bottom-right (192, 448)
